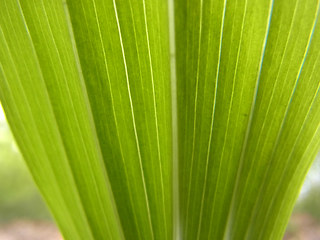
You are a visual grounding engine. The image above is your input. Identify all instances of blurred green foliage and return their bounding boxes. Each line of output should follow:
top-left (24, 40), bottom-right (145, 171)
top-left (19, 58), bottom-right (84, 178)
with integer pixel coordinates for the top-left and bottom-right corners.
top-left (292, 155), bottom-right (320, 223)
top-left (295, 183), bottom-right (320, 222)
top-left (1, 104), bottom-right (319, 232)
top-left (0, 114), bottom-right (52, 223)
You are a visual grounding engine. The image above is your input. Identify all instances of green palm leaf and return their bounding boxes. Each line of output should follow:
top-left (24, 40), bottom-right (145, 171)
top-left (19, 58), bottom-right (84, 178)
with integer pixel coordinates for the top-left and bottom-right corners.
top-left (1, 0), bottom-right (320, 239)
top-left (175, 0), bottom-right (320, 239)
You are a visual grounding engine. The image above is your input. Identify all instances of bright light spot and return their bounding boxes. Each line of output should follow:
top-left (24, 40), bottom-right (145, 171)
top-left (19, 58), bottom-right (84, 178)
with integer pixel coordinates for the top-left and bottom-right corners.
top-left (0, 103), bottom-right (5, 122)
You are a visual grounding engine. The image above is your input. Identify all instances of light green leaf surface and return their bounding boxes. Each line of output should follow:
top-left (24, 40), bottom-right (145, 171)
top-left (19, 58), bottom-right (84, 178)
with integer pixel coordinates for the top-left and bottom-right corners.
top-left (0, 1), bottom-right (124, 239)
top-left (1, 0), bottom-right (320, 240)
top-left (66, 0), bottom-right (172, 239)
top-left (175, 0), bottom-right (320, 239)
top-left (0, 0), bottom-right (171, 239)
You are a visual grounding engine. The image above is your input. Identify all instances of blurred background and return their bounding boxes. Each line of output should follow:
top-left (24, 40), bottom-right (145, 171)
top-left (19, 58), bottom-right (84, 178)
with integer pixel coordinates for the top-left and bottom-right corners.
top-left (0, 104), bottom-right (61, 240)
top-left (0, 102), bottom-right (319, 240)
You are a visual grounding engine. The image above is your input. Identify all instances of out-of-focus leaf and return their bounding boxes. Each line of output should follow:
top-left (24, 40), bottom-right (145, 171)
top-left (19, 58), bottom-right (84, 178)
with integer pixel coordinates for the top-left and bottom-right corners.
top-left (0, 1), bottom-right (123, 239)
top-left (0, 0), bottom-right (172, 239)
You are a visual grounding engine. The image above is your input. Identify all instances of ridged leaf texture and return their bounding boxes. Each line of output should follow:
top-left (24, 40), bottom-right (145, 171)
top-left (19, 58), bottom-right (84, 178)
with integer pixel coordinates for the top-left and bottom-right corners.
top-left (0, 0), bottom-right (320, 239)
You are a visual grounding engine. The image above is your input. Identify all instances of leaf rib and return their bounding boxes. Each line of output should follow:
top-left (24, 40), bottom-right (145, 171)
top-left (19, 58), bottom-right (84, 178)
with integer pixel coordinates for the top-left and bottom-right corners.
top-left (184, 0), bottom-right (204, 236)
top-left (112, 1), bottom-right (155, 238)
top-left (196, 1), bottom-right (227, 239)
top-left (141, 0), bottom-right (168, 237)
top-left (244, 3), bottom-right (320, 239)
top-left (222, 0), bottom-right (274, 238)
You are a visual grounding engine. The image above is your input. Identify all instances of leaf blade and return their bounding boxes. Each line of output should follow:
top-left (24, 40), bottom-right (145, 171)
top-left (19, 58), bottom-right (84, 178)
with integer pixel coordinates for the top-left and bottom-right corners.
top-left (0, 1), bottom-right (124, 239)
top-left (175, 0), bottom-right (320, 239)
